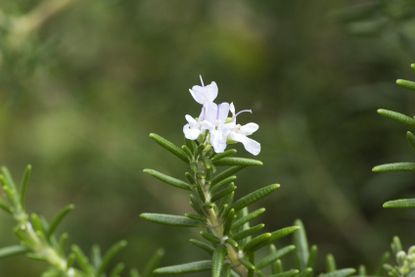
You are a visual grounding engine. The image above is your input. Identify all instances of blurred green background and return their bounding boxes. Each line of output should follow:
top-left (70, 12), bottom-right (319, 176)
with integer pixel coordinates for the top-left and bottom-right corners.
top-left (1, 0), bottom-right (415, 275)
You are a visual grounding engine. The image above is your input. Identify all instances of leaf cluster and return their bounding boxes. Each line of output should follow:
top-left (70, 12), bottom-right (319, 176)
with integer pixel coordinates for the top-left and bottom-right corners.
top-left (372, 64), bottom-right (415, 209)
top-left (0, 165), bottom-right (163, 277)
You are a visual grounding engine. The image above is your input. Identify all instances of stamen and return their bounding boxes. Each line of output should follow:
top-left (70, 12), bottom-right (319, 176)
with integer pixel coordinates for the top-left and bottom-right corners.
top-left (235, 109), bottom-right (252, 117)
top-left (199, 74), bottom-right (205, 86)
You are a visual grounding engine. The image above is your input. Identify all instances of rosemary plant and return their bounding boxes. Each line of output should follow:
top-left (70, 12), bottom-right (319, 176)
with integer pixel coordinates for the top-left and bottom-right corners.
top-left (0, 165), bottom-right (163, 277)
top-left (140, 77), bottom-right (357, 277)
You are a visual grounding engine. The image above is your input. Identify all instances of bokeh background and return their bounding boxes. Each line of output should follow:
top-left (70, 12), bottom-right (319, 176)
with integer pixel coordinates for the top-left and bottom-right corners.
top-left (1, 0), bottom-right (415, 275)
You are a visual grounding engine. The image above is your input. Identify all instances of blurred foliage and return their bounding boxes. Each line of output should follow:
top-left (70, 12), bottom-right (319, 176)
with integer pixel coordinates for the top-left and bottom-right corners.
top-left (1, 0), bottom-right (415, 275)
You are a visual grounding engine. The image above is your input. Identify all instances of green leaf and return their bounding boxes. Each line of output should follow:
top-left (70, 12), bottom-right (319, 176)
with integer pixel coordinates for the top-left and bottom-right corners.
top-left (232, 208), bottom-right (266, 230)
top-left (0, 245), bottom-right (28, 258)
top-left (407, 131), bottom-right (415, 151)
top-left (377, 109), bottom-right (415, 128)
top-left (358, 265), bottom-right (366, 276)
top-left (396, 79), bottom-right (415, 91)
top-left (110, 263), bottom-right (125, 277)
top-left (1, 167), bottom-right (17, 192)
top-left (31, 213), bottom-right (47, 236)
top-left (143, 169), bottom-right (192, 191)
top-left (47, 204), bottom-right (75, 238)
top-left (223, 208), bottom-right (235, 235)
top-left (130, 269), bottom-right (140, 277)
top-left (19, 164), bottom-right (32, 208)
top-left (233, 224), bottom-right (265, 241)
top-left (211, 184), bottom-right (236, 202)
top-left (307, 245), bottom-right (318, 268)
top-left (98, 240), bottom-right (128, 275)
top-left (212, 246), bottom-right (226, 277)
top-left (326, 254), bottom-right (337, 272)
top-left (319, 268), bottom-right (356, 277)
top-left (72, 245), bottom-right (94, 273)
top-left (149, 133), bottom-right (188, 162)
top-left (211, 149), bottom-right (237, 161)
top-left (270, 269), bottom-right (300, 277)
top-left (273, 259), bottom-right (283, 274)
top-left (391, 236), bottom-right (402, 254)
top-left (181, 145), bottom-right (193, 159)
top-left (243, 233), bottom-right (272, 252)
top-left (383, 198), bottom-right (415, 208)
top-left (200, 231), bottom-right (220, 244)
top-left (269, 226), bottom-right (299, 243)
top-left (211, 166), bottom-right (244, 185)
top-left (211, 176), bottom-right (237, 192)
top-left (293, 219), bottom-right (309, 270)
top-left (239, 257), bottom-right (256, 271)
top-left (232, 184), bottom-right (280, 211)
top-left (372, 162), bottom-right (415, 172)
top-left (298, 268), bottom-right (313, 277)
top-left (140, 213), bottom-right (201, 227)
top-left (143, 249), bottom-right (165, 277)
top-left (213, 157), bottom-right (263, 167)
top-left (154, 260), bottom-right (211, 275)
top-left (189, 239), bottom-right (214, 254)
top-left (91, 245), bottom-right (102, 269)
top-left (257, 245), bottom-right (296, 269)
top-left (0, 200), bottom-right (11, 214)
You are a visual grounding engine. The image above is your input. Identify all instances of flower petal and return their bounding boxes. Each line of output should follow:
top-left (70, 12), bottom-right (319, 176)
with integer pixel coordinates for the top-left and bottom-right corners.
top-left (203, 102), bottom-right (218, 123)
top-left (183, 124), bottom-right (201, 140)
top-left (210, 129), bottom-right (228, 153)
top-left (189, 81), bottom-right (218, 105)
top-left (228, 132), bottom-right (261, 155)
top-left (239, 123), bottom-right (259, 135)
top-left (230, 102), bottom-right (236, 117)
top-left (217, 102), bottom-right (230, 123)
top-left (185, 114), bottom-right (197, 124)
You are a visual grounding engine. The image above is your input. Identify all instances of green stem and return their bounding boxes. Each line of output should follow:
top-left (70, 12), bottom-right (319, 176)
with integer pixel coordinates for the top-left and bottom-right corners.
top-left (13, 203), bottom-right (80, 276)
top-left (193, 148), bottom-right (248, 277)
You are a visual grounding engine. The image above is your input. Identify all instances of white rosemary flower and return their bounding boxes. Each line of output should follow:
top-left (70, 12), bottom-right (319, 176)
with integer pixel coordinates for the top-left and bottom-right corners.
top-left (183, 77), bottom-right (260, 155)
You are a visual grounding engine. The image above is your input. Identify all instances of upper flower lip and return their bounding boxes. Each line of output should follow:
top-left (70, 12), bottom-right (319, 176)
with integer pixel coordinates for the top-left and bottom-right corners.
top-left (188, 76), bottom-right (218, 105)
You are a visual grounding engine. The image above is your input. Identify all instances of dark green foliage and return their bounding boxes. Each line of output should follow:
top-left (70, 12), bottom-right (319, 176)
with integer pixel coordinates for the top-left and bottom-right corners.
top-left (0, 166), bottom-right (163, 277)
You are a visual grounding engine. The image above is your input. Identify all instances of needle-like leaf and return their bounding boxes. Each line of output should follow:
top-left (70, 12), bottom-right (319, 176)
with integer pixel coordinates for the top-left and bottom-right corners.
top-left (383, 198), bottom-right (415, 208)
top-left (143, 169), bottom-right (192, 191)
top-left (140, 213), bottom-right (201, 227)
top-left (319, 268), bottom-right (356, 277)
top-left (372, 162), bottom-right (415, 172)
top-left (232, 184), bottom-right (279, 211)
top-left (143, 249), bottom-right (164, 277)
top-left (97, 240), bottom-right (128, 275)
top-left (257, 245), bottom-right (296, 269)
top-left (396, 79), bottom-right (415, 91)
top-left (0, 245), bottom-right (28, 258)
top-left (269, 269), bottom-right (300, 277)
top-left (212, 246), bottom-right (225, 277)
top-left (213, 157), bottom-right (263, 167)
top-left (19, 164), bottom-right (32, 208)
top-left (293, 219), bottom-right (309, 270)
top-left (377, 109), bottom-right (415, 128)
top-left (149, 133), bottom-right (188, 162)
top-left (47, 204), bottom-right (75, 238)
top-left (154, 260), bottom-right (212, 275)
